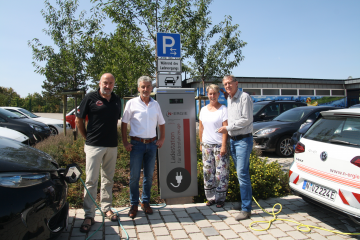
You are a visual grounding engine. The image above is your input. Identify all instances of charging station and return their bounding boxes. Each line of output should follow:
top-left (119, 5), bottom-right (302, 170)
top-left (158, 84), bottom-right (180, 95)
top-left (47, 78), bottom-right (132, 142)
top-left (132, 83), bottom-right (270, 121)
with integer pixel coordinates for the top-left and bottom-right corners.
top-left (155, 88), bottom-right (198, 200)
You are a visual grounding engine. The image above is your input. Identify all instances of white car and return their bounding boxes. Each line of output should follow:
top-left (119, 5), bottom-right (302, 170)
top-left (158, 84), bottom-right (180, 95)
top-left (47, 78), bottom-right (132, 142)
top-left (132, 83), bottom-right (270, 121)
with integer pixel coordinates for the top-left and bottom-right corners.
top-left (0, 126), bottom-right (29, 144)
top-left (289, 108), bottom-right (360, 224)
top-left (1, 107), bottom-right (72, 136)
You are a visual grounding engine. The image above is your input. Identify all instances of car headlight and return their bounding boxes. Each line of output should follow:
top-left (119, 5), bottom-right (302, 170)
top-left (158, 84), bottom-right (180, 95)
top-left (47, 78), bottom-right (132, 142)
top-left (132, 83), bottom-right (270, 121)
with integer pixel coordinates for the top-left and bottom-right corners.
top-left (0, 172), bottom-right (50, 188)
top-left (29, 124), bottom-right (44, 132)
top-left (254, 128), bottom-right (279, 136)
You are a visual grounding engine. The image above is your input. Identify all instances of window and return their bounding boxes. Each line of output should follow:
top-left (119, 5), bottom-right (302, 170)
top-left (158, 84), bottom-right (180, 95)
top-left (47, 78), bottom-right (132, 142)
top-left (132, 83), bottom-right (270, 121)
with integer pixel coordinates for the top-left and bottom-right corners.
top-left (304, 116), bottom-right (360, 148)
top-left (299, 89), bottom-right (314, 95)
top-left (243, 89), bottom-right (261, 95)
top-left (260, 104), bottom-right (280, 117)
top-left (263, 89), bottom-right (279, 95)
top-left (332, 90), bottom-right (344, 96)
top-left (282, 103), bottom-right (298, 112)
top-left (316, 90), bottom-right (330, 96)
top-left (281, 89), bottom-right (297, 95)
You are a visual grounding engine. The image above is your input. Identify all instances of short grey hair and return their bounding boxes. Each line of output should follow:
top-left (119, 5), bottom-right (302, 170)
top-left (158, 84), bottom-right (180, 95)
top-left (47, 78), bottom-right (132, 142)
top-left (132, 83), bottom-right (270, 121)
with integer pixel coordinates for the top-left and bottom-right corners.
top-left (206, 84), bottom-right (220, 93)
top-left (222, 75), bottom-right (236, 82)
top-left (137, 76), bottom-right (152, 87)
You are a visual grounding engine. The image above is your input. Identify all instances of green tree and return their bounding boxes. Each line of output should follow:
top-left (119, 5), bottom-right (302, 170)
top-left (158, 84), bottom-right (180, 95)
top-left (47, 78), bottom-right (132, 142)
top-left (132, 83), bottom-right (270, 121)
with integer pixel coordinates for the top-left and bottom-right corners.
top-left (184, 0), bottom-right (247, 93)
top-left (28, 0), bottom-right (104, 97)
top-left (0, 87), bottom-right (20, 106)
top-left (87, 27), bottom-right (154, 97)
top-left (99, 0), bottom-right (202, 87)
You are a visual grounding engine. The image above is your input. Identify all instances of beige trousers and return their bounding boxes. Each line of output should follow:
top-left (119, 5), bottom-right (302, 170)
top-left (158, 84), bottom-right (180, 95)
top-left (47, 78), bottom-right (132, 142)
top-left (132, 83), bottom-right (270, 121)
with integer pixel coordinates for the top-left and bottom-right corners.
top-left (83, 144), bottom-right (117, 218)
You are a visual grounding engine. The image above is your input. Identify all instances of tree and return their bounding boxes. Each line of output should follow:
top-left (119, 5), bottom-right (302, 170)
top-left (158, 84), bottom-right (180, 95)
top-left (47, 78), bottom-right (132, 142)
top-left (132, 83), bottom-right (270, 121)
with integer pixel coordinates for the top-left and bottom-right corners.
top-left (87, 27), bottom-right (154, 97)
top-left (0, 87), bottom-right (20, 106)
top-left (184, 0), bottom-right (247, 94)
top-left (28, 0), bottom-right (104, 96)
top-left (98, 0), bottom-right (203, 86)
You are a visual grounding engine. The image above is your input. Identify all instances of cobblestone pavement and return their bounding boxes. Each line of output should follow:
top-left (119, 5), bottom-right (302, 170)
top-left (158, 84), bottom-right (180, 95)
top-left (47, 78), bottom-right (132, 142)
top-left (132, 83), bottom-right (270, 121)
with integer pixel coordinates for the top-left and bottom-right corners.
top-left (38, 113), bottom-right (360, 239)
top-left (60, 196), bottom-right (360, 240)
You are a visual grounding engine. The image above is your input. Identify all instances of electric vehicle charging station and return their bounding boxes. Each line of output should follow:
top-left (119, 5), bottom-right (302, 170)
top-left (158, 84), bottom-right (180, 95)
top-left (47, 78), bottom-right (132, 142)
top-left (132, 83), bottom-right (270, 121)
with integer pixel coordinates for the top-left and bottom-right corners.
top-left (155, 88), bottom-right (198, 200)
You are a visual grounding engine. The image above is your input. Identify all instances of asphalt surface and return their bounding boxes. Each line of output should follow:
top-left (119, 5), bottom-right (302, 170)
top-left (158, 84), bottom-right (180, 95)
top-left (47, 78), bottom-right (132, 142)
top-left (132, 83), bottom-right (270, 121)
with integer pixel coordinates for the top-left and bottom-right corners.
top-left (37, 113), bottom-right (360, 239)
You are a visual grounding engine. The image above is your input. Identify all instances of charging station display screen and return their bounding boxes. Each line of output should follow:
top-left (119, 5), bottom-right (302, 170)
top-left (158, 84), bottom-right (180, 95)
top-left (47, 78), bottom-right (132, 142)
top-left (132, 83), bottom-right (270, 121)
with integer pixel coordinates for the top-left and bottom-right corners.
top-left (169, 99), bottom-right (183, 104)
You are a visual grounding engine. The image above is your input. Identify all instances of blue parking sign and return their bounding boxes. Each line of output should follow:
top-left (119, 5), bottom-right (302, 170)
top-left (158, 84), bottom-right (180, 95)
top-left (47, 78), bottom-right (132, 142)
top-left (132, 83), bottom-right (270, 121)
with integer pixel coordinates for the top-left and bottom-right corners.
top-left (157, 33), bottom-right (181, 58)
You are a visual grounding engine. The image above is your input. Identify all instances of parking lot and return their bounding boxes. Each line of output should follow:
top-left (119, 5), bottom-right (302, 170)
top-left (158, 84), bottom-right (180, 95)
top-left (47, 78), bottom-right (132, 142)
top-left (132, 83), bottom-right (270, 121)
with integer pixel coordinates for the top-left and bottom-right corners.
top-left (36, 113), bottom-right (360, 239)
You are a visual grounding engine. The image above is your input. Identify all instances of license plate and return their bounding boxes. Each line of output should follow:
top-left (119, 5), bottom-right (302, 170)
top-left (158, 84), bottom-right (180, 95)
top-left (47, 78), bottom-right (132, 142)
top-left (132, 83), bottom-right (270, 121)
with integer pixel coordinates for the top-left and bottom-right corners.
top-left (302, 180), bottom-right (337, 201)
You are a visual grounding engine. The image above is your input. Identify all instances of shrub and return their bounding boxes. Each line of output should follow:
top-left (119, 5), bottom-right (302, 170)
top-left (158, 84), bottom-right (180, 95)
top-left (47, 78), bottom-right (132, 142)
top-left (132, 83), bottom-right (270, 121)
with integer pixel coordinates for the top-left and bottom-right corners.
top-left (194, 139), bottom-right (290, 203)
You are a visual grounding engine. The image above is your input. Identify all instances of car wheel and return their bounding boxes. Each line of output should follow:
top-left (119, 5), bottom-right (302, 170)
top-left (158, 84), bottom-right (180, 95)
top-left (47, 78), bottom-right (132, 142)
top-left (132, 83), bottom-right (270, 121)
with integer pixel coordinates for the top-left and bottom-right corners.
top-left (276, 136), bottom-right (293, 157)
top-left (49, 126), bottom-right (58, 136)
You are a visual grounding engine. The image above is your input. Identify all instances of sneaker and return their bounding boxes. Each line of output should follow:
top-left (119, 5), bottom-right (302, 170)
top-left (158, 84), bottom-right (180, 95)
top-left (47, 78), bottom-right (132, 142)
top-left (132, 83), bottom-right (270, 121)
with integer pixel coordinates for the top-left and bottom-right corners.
top-left (140, 202), bottom-right (153, 214)
top-left (128, 205), bottom-right (138, 219)
top-left (235, 211), bottom-right (251, 221)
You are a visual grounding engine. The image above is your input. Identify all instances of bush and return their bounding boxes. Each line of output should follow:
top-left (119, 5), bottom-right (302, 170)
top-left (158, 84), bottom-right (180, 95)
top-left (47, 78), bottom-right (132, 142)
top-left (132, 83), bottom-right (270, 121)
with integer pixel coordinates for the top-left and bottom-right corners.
top-left (194, 139), bottom-right (290, 203)
top-left (34, 128), bottom-right (163, 208)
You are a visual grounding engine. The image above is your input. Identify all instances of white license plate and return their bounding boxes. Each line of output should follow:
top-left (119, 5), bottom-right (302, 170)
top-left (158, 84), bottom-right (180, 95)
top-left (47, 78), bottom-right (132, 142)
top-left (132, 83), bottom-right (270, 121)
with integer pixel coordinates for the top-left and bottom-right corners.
top-left (302, 180), bottom-right (337, 201)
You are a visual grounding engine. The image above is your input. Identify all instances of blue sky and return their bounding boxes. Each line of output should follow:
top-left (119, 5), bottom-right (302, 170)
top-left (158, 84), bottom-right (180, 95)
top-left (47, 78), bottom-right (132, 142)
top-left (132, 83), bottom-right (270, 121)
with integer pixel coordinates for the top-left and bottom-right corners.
top-left (0, 0), bottom-right (359, 98)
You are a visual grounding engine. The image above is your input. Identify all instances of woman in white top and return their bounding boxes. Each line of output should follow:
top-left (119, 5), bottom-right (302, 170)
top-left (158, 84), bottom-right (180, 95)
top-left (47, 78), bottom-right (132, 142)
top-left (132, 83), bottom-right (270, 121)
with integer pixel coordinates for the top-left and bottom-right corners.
top-left (199, 84), bottom-right (229, 208)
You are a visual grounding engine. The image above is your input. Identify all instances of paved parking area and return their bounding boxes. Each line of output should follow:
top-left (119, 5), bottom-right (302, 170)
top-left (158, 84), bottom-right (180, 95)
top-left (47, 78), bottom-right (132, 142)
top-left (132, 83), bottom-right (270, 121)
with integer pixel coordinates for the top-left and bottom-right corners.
top-left (59, 196), bottom-right (360, 240)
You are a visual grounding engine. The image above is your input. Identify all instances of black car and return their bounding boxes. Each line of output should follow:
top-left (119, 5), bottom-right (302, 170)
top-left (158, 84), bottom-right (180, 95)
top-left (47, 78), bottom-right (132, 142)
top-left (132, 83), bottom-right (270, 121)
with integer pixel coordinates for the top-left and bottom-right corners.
top-left (0, 137), bottom-right (82, 240)
top-left (290, 119), bottom-right (313, 148)
top-left (0, 108), bottom-right (51, 145)
top-left (253, 106), bottom-right (341, 157)
top-left (253, 100), bottom-right (307, 122)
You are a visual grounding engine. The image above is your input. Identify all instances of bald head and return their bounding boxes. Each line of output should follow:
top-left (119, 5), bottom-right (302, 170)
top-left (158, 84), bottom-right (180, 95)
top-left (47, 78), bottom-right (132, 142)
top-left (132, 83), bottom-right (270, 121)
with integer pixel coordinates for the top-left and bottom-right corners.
top-left (99, 73), bottom-right (115, 96)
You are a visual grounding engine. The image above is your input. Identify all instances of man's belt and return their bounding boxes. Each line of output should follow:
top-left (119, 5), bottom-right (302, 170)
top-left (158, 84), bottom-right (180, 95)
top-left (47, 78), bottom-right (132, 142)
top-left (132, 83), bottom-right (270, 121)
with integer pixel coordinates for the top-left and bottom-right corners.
top-left (230, 133), bottom-right (252, 141)
top-left (131, 136), bottom-right (157, 144)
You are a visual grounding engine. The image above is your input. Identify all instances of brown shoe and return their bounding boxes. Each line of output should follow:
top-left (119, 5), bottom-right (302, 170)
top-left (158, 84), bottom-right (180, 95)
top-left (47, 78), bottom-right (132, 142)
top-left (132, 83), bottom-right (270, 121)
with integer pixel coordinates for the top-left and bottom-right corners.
top-left (128, 205), bottom-right (138, 218)
top-left (141, 202), bottom-right (153, 214)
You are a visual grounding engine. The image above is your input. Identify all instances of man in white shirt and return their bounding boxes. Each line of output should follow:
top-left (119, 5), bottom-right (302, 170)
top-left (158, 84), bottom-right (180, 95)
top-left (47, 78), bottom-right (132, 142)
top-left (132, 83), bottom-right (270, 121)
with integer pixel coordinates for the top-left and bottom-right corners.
top-left (121, 76), bottom-right (165, 218)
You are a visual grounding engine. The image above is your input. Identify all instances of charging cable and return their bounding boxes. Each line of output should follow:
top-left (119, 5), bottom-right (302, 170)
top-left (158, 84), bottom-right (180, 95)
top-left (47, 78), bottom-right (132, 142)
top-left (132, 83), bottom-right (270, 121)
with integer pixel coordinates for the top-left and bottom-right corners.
top-left (250, 196), bottom-right (360, 235)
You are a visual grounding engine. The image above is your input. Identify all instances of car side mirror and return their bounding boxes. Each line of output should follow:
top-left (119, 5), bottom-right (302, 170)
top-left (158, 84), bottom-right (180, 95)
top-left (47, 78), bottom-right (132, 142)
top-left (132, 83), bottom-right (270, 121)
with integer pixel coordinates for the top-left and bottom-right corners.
top-left (63, 163), bottom-right (82, 183)
top-left (260, 113), bottom-right (266, 118)
top-left (306, 119), bottom-right (313, 123)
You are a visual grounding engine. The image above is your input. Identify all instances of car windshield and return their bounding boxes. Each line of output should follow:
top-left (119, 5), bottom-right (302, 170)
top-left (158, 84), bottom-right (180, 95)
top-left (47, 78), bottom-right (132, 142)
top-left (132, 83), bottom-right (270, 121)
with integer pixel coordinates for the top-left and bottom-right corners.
top-left (304, 116), bottom-right (360, 148)
top-left (273, 108), bottom-right (313, 122)
top-left (0, 108), bottom-right (23, 119)
top-left (7, 110), bottom-right (27, 118)
top-left (253, 104), bottom-right (266, 115)
top-left (18, 108), bottom-right (39, 118)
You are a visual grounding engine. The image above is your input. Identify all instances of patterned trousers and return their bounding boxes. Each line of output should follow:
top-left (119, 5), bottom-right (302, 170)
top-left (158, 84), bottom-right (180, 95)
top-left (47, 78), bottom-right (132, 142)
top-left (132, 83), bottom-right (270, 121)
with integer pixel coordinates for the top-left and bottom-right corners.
top-left (202, 143), bottom-right (229, 203)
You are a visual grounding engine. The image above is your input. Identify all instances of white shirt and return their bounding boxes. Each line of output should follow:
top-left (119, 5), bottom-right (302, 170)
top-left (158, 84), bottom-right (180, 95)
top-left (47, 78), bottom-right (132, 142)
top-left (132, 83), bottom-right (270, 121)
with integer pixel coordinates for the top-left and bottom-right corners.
top-left (199, 105), bottom-right (228, 144)
top-left (122, 96), bottom-right (165, 138)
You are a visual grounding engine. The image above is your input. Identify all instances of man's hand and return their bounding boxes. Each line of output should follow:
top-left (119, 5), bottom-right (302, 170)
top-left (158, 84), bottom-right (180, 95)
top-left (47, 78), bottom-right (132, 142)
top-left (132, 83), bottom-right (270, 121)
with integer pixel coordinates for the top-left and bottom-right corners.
top-left (217, 126), bottom-right (228, 134)
top-left (123, 142), bottom-right (133, 152)
top-left (156, 138), bottom-right (164, 148)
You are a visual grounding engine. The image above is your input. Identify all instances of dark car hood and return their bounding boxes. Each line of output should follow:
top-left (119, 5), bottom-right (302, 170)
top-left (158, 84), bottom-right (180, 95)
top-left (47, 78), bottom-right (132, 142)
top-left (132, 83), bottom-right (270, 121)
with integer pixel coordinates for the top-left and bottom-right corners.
top-left (15, 118), bottom-right (48, 127)
top-left (253, 120), bottom-right (296, 132)
top-left (0, 137), bottom-right (58, 172)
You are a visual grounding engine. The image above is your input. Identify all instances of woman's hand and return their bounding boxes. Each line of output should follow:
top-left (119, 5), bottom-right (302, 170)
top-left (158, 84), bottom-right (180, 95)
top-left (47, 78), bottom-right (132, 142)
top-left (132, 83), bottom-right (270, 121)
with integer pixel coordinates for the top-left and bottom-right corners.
top-left (220, 146), bottom-right (226, 156)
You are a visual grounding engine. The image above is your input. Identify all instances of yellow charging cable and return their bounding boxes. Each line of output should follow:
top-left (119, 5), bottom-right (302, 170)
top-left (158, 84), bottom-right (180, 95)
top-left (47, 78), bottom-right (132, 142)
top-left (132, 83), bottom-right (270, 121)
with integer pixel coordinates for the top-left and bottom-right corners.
top-left (250, 196), bottom-right (360, 235)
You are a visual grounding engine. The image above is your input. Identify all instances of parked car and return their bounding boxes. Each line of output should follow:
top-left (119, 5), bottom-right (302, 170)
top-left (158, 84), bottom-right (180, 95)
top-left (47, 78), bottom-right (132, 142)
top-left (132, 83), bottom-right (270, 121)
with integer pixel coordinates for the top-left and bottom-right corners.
top-left (289, 108), bottom-right (360, 225)
top-left (0, 137), bottom-right (82, 239)
top-left (349, 104), bottom-right (360, 108)
top-left (0, 108), bottom-right (51, 145)
top-left (290, 120), bottom-right (313, 149)
top-left (253, 106), bottom-right (341, 157)
top-left (66, 107), bottom-right (88, 129)
top-left (1, 107), bottom-right (71, 135)
top-left (0, 126), bottom-right (29, 144)
top-left (253, 100), bottom-right (307, 122)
